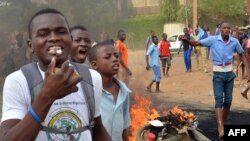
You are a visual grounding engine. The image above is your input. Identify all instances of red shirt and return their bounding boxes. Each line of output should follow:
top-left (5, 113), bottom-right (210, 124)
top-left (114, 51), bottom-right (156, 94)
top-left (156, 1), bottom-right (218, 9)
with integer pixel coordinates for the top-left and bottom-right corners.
top-left (159, 40), bottom-right (171, 58)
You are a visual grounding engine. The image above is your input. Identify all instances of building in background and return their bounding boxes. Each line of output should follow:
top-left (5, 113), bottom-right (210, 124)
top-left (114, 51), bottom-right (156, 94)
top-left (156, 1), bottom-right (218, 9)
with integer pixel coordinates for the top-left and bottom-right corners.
top-left (130, 0), bottom-right (162, 15)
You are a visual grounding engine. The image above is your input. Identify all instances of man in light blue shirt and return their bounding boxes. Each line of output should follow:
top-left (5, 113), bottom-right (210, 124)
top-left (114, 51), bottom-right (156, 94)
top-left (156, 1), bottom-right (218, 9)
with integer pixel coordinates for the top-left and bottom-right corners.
top-left (182, 22), bottom-right (250, 139)
top-left (146, 35), bottom-right (162, 93)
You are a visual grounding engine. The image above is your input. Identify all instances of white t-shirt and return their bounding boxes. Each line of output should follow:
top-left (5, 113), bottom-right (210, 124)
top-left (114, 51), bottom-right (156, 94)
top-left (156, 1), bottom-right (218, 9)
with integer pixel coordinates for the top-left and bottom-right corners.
top-left (1, 65), bottom-right (102, 141)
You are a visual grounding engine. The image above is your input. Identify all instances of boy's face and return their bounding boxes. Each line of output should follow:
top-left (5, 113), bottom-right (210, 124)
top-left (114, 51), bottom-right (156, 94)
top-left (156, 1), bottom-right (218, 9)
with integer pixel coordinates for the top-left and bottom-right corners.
top-left (70, 29), bottom-right (91, 63)
top-left (119, 31), bottom-right (126, 41)
top-left (220, 23), bottom-right (231, 36)
top-left (28, 13), bottom-right (72, 68)
top-left (152, 37), bottom-right (158, 45)
top-left (91, 45), bottom-right (119, 76)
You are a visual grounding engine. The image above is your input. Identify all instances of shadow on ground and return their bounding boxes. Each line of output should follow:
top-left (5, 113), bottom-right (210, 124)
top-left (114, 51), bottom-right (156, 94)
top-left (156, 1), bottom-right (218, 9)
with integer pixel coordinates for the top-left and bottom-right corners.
top-left (192, 109), bottom-right (250, 141)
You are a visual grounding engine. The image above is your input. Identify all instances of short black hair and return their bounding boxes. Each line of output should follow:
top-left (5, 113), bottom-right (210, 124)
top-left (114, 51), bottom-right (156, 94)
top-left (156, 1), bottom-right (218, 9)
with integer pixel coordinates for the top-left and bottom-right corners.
top-left (70, 25), bottom-right (87, 33)
top-left (28, 8), bottom-right (69, 38)
top-left (162, 33), bottom-right (167, 37)
top-left (88, 40), bottom-right (114, 62)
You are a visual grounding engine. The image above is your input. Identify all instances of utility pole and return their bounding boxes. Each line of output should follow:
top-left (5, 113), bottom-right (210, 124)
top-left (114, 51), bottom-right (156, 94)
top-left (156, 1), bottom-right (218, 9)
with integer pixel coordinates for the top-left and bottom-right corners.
top-left (247, 0), bottom-right (250, 24)
top-left (185, 0), bottom-right (188, 27)
top-left (192, 0), bottom-right (197, 30)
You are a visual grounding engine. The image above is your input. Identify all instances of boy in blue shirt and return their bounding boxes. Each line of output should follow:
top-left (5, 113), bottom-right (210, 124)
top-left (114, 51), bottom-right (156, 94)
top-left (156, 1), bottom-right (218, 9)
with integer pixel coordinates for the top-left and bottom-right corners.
top-left (88, 40), bottom-right (131, 141)
top-left (146, 35), bottom-right (162, 93)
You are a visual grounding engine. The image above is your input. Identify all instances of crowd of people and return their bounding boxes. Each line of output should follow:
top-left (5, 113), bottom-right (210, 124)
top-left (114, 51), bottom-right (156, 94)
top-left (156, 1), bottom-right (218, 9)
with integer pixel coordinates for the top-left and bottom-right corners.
top-left (1, 7), bottom-right (250, 141)
top-left (145, 23), bottom-right (250, 139)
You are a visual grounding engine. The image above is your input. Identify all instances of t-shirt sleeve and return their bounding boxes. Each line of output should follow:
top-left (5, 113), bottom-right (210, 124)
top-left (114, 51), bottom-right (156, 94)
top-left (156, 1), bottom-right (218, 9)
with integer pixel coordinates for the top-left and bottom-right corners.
top-left (90, 69), bottom-right (102, 118)
top-left (1, 71), bottom-right (30, 122)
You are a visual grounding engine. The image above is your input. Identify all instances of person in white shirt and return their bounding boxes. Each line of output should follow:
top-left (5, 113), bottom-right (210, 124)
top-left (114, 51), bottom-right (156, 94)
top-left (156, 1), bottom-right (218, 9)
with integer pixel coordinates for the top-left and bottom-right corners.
top-left (0, 8), bottom-right (111, 141)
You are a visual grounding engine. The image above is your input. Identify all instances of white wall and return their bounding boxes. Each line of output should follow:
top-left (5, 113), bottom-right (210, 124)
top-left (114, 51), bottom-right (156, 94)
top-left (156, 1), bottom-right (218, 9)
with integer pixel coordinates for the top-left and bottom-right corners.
top-left (163, 23), bottom-right (185, 36)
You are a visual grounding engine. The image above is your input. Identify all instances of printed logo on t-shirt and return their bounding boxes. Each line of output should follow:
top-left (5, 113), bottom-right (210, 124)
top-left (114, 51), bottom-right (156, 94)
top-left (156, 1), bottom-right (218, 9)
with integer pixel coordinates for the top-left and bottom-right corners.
top-left (46, 108), bottom-right (83, 141)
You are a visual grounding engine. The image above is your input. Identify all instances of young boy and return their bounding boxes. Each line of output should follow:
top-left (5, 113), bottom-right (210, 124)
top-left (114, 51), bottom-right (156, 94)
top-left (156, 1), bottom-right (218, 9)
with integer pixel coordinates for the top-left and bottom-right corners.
top-left (88, 40), bottom-right (131, 141)
top-left (0, 8), bottom-right (111, 141)
top-left (159, 33), bottom-right (171, 76)
top-left (146, 35), bottom-right (162, 93)
top-left (115, 29), bottom-right (132, 86)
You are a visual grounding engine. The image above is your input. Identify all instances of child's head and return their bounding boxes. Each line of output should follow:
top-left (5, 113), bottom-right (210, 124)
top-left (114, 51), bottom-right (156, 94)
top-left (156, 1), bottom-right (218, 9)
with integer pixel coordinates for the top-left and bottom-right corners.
top-left (152, 35), bottom-right (158, 45)
top-left (69, 25), bottom-right (91, 63)
top-left (162, 33), bottom-right (167, 39)
top-left (117, 29), bottom-right (126, 41)
top-left (88, 40), bottom-right (119, 76)
top-left (27, 8), bottom-right (72, 69)
top-left (102, 32), bottom-right (110, 41)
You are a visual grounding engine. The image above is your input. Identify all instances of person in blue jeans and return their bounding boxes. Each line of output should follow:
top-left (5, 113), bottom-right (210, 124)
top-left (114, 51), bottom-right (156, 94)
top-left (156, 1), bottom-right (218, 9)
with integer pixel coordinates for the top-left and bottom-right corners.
top-left (178, 27), bottom-right (194, 72)
top-left (146, 35), bottom-right (162, 93)
top-left (182, 22), bottom-right (250, 139)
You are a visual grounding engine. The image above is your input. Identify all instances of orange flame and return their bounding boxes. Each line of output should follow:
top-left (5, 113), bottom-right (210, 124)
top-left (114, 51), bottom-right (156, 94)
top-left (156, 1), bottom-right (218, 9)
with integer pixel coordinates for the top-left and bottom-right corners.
top-left (129, 95), bottom-right (196, 141)
top-left (129, 94), bottom-right (159, 141)
top-left (169, 106), bottom-right (196, 123)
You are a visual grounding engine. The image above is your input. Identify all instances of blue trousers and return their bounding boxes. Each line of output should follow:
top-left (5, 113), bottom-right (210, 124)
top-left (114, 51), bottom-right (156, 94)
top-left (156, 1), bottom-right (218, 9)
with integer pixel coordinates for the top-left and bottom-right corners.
top-left (213, 71), bottom-right (236, 108)
top-left (184, 48), bottom-right (192, 71)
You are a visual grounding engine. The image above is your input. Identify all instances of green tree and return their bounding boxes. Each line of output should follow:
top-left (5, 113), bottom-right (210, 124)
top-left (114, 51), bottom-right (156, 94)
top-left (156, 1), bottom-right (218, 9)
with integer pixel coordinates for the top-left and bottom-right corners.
top-left (198, 0), bottom-right (246, 26)
top-left (160, 0), bottom-right (181, 22)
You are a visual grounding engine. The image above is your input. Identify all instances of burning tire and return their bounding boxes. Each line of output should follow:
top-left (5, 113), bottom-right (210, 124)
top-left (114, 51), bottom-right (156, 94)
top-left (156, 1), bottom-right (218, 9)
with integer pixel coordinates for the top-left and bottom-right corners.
top-left (136, 124), bottom-right (211, 141)
top-left (136, 124), bottom-right (187, 141)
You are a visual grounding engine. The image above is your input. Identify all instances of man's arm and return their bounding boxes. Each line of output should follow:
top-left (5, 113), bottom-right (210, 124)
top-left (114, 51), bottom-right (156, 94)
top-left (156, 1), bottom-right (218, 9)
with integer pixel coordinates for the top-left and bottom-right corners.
top-left (0, 118), bottom-right (42, 141)
top-left (118, 52), bottom-right (132, 75)
top-left (122, 128), bottom-right (129, 141)
top-left (92, 116), bottom-right (112, 141)
top-left (177, 43), bottom-right (182, 54)
top-left (146, 55), bottom-right (150, 70)
top-left (180, 36), bottom-right (202, 47)
top-left (145, 37), bottom-right (150, 52)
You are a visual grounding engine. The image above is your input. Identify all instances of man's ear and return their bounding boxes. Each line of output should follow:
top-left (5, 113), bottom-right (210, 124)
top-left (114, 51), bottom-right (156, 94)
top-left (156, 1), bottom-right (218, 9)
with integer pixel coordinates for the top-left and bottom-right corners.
top-left (90, 61), bottom-right (98, 70)
top-left (27, 39), bottom-right (34, 53)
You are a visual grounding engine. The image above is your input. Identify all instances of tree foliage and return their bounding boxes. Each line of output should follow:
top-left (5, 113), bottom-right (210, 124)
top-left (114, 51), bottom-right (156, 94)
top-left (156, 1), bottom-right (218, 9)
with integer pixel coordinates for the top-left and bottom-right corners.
top-left (160, 0), bottom-right (182, 22)
top-left (198, 0), bottom-right (246, 20)
top-left (159, 0), bottom-right (247, 27)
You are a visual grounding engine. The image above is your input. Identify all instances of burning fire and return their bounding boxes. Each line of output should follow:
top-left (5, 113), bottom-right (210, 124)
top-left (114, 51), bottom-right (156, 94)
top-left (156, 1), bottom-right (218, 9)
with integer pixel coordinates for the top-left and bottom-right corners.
top-left (129, 95), bottom-right (196, 141)
top-left (129, 94), bottom-right (159, 141)
top-left (169, 106), bottom-right (196, 126)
